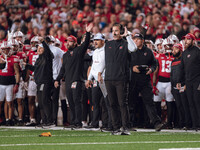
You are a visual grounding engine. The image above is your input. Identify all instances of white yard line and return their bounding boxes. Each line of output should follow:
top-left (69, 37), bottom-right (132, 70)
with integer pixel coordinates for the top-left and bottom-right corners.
top-left (0, 141), bottom-right (200, 147)
top-left (159, 148), bottom-right (200, 150)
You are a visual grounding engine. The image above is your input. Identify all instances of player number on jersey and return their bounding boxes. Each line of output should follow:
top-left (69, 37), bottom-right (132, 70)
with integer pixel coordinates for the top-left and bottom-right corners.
top-left (161, 60), bottom-right (171, 73)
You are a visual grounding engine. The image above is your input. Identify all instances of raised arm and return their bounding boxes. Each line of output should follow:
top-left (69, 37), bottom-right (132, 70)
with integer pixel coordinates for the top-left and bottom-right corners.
top-left (79, 24), bottom-right (93, 56)
top-left (122, 27), bottom-right (137, 52)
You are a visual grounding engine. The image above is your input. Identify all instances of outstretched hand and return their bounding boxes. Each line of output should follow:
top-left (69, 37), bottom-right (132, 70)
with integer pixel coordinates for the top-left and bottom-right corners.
top-left (7, 30), bottom-right (14, 41)
top-left (86, 23), bottom-right (93, 32)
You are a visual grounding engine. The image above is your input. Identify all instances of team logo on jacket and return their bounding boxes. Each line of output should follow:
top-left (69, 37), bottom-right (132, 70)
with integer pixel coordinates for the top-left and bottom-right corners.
top-left (119, 46), bottom-right (123, 49)
top-left (109, 47), bottom-right (112, 49)
top-left (70, 51), bottom-right (73, 56)
top-left (144, 52), bottom-right (147, 56)
top-left (187, 54), bottom-right (190, 58)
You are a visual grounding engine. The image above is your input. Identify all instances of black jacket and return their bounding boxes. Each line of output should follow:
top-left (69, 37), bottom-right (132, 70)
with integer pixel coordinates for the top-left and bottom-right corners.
top-left (179, 45), bottom-right (200, 83)
top-left (56, 32), bottom-right (90, 84)
top-left (171, 57), bottom-right (184, 87)
top-left (130, 45), bottom-right (157, 84)
top-left (26, 41), bottom-right (54, 85)
top-left (104, 38), bottom-right (130, 81)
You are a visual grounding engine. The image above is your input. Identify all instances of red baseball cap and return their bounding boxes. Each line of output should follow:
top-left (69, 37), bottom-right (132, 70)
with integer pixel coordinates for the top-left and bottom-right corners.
top-left (183, 33), bottom-right (196, 40)
top-left (66, 35), bottom-right (77, 43)
top-left (173, 43), bottom-right (183, 51)
top-left (193, 27), bottom-right (200, 34)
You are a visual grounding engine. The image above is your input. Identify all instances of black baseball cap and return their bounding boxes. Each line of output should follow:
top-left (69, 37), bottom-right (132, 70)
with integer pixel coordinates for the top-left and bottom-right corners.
top-left (133, 33), bottom-right (144, 39)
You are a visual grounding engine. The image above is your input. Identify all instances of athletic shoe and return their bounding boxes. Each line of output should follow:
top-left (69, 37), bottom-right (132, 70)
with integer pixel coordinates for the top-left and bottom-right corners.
top-left (26, 121), bottom-right (36, 126)
top-left (111, 129), bottom-right (122, 135)
top-left (64, 124), bottom-right (76, 128)
top-left (128, 127), bottom-right (137, 132)
top-left (155, 123), bottom-right (165, 132)
top-left (35, 124), bottom-right (43, 129)
top-left (101, 127), bottom-right (113, 133)
top-left (121, 127), bottom-right (131, 135)
top-left (6, 120), bottom-right (11, 126)
top-left (85, 125), bottom-right (100, 131)
top-left (42, 123), bottom-right (56, 129)
top-left (82, 121), bottom-right (88, 128)
top-left (17, 120), bottom-right (24, 126)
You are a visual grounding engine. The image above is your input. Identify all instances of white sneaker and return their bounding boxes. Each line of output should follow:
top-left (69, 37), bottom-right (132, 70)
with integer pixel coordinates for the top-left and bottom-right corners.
top-left (82, 121), bottom-right (88, 128)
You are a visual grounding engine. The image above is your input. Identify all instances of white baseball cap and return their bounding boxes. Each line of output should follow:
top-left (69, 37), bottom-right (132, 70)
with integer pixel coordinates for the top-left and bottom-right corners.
top-left (93, 33), bottom-right (105, 41)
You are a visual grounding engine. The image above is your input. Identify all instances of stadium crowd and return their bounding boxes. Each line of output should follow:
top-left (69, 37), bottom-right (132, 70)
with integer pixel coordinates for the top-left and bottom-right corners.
top-left (0, 0), bottom-right (200, 135)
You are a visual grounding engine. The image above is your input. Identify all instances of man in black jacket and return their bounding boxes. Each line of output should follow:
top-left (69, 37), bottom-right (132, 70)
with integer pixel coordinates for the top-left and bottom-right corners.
top-left (54, 24), bottom-right (93, 128)
top-left (26, 37), bottom-right (54, 127)
top-left (177, 33), bottom-right (200, 130)
top-left (171, 43), bottom-right (191, 129)
top-left (103, 23), bottom-right (137, 135)
top-left (131, 33), bottom-right (164, 131)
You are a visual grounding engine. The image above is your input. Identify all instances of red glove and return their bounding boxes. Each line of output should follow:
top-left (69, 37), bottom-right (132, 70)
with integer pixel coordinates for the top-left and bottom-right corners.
top-left (153, 86), bottom-right (159, 95)
top-left (13, 84), bottom-right (19, 94)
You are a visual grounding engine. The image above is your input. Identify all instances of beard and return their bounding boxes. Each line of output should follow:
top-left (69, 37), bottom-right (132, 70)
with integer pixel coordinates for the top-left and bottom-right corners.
top-left (172, 51), bottom-right (181, 57)
top-left (185, 42), bottom-right (192, 49)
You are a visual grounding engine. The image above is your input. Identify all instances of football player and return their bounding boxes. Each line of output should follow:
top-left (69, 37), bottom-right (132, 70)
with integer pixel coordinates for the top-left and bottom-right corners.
top-left (25, 36), bottom-right (39, 126)
top-left (10, 39), bottom-right (27, 125)
top-left (0, 41), bottom-right (20, 126)
top-left (153, 38), bottom-right (175, 128)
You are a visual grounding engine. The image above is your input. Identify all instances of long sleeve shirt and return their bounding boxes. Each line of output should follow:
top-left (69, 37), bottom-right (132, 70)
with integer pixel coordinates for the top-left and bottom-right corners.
top-left (131, 45), bottom-right (157, 84)
top-left (26, 41), bottom-right (54, 85)
top-left (178, 45), bottom-right (200, 83)
top-left (88, 45), bottom-right (105, 81)
top-left (56, 32), bottom-right (90, 84)
top-left (171, 57), bottom-right (185, 87)
top-left (104, 36), bottom-right (137, 81)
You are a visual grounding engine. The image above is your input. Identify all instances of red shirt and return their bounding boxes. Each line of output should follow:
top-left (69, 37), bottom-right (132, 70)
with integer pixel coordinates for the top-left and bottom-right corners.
top-left (27, 51), bottom-right (38, 75)
top-left (157, 53), bottom-right (174, 78)
top-left (0, 55), bottom-right (20, 76)
top-left (16, 51), bottom-right (26, 71)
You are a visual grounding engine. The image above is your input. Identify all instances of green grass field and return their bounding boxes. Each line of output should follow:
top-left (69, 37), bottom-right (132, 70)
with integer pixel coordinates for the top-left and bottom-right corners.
top-left (0, 127), bottom-right (200, 150)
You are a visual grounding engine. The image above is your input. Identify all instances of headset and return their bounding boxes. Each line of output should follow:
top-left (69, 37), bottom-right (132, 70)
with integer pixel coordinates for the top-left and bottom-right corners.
top-left (112, 23), bottom-right (125, 35)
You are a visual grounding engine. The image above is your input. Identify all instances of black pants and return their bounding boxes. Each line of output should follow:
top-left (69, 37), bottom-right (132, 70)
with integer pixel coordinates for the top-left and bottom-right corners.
top-left (51, 80), bottom-right (60, 124)
top-left (91, 82), bottom-right (111, 128)
top-left (105, 80), bottom-right (129, 130)
top-left (81, 85), bottom-right (92, 122)
top-left (101, 95), bottom-right (112, 128)
top-left (37, 83), bottom-right (53, 124)
top-left (171, 87), bottom-right (191, 128)
top-left (185, 81), bottom-right (200, 128)
top-left (132, 81), bottom-right (161, 127)
top-left (65, 81), bottom-right (82, 126)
